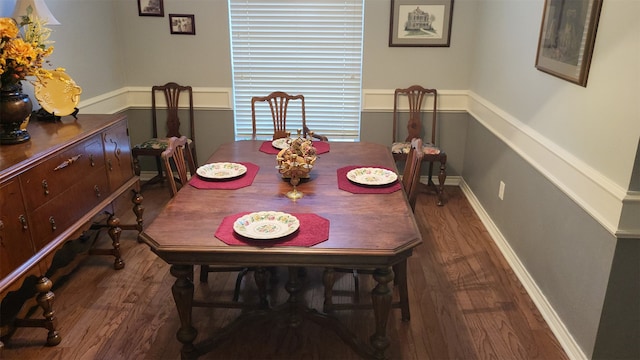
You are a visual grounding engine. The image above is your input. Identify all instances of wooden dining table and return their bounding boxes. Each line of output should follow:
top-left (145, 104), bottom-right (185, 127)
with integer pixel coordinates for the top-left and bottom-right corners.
top-left (140, 140), bottom-right (422, 359)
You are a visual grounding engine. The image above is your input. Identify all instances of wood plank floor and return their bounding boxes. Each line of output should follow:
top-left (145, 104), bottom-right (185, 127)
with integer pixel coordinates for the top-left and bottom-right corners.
top-left (1, 183), bottom-right (569, 360)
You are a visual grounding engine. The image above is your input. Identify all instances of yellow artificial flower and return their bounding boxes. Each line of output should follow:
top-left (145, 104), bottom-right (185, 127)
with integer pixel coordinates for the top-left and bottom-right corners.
top-left (0, 18), bottom-right (19, 39)
top-left (0, 12), bottom-right (55, 88)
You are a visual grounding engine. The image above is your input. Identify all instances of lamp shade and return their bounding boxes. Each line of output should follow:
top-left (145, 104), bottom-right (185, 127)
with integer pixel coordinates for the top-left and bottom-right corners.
top-left (12, 0), bottom-right (60, 25)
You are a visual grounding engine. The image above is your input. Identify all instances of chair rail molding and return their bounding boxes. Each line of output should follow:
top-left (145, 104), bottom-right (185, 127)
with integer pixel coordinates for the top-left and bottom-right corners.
top-left (362, 89), bottom-right (468, 112)
top-left (78, 87), bottom-right (636, 238)
top-left (466, 91), bottom-right (629, 237)
top-left (79, 87), bottom-right (233, 114)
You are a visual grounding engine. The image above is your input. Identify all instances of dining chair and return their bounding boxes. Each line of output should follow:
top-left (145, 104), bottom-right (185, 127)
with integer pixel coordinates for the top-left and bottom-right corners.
top-left (132, 82), bottom-right (198, 188)
top-left (251, 91), bottom-right (328, 141)
top-left (160, 136), bottom-right (194, 197)
top-left (391, 85), bottom-right (447, 206)
top-left (159, 136), bottom-right (253, 300)
top-left (323, 139), bottom-right (423, 321)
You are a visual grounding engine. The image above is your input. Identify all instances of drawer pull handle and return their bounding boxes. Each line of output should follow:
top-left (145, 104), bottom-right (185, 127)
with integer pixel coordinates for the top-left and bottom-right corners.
top-left (107, 159), bottom-right (113, 171)
top-left (54, 154), bottom-right (83, 171)
top-left (19, 215), bottom-right (28, 230)
top-left (42, 179), bottom-right (49, 195)
top-left (49, 216), bottom-right (57, 231)
top-left (89, 154), bottom-right (95, 167)
top-left (94, 185), bottom-right (102, 198)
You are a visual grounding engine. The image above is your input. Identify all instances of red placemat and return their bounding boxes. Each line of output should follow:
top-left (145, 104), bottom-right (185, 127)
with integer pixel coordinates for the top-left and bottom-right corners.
top-left (215, 212), bottom-right (330, 247)
top-left (189, 162), bottom-right (259, 190)
top-left (259, 141), bottom-right (330, 155)
top-left (337, 165), bottom-right (402, 194)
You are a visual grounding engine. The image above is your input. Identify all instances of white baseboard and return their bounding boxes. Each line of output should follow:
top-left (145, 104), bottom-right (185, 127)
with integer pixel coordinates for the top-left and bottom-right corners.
top-left (459, 179), bottom-right (587, 360)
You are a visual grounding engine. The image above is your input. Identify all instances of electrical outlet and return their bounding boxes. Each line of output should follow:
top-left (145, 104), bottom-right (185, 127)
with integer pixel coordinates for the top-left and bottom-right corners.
top-left (498, 181), bottom-right (505, 200)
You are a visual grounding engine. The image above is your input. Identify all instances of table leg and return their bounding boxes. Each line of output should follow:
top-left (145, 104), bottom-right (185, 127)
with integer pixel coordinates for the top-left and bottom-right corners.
top-left (131, 190), bottom-right (145, 242)
top-left (107, 215), bottom-right (124, 270)
top-left (90, 213), bottom-right (125, 269)
top-left (254, 267), bottom-right (269, 308)
top-left (284, 266), bottom-right (303, 327)
top-left (170, 264), bottom-right (198, 360)
top-left (393, 260), bottom-right (410, 321)
top-left (370, 267), bottom-right (393, 359)
top-left (13, 277), bottom-right (62, 346)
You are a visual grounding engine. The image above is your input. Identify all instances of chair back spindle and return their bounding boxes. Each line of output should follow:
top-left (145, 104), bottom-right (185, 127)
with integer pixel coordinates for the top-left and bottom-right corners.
top-left (392, 85), bottom-right (438, 145)
top-left (251, 91), bottom-right (327, 141)
top-left (161, 136), bottom-right (190, 197)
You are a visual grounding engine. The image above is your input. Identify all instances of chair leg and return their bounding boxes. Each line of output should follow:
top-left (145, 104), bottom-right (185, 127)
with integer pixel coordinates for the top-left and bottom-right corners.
top-left (187, 143), bottom-right (198, 175)
top-left (141, 156), bottom-right (166, 189)
top-left (425, 160), bottom-right (446, 206)
top-left (233, 268), bottom-right (250, 302)
top-left (199, 265), bottom-right (209, 282)
top-left (437, 159), bottom-right (446, 206)
top-left (352, 269), bottom-right (360, 303)
top-left (393, 260), bottom-right (410, 321)
top-left (133, 154), bottom-right (141, 176)
top-left (323, 268), bottom-right (336, 312)
top-left (427, 161), bottom-right (434, 186)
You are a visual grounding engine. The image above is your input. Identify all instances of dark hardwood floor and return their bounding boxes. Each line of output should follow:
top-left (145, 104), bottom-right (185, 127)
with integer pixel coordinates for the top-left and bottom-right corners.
top-left (0, 182), bottom-right (569, 360)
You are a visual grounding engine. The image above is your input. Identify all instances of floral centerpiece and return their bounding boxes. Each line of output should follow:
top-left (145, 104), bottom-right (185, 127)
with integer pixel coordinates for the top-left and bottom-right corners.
top-left (0, 10), bottom-right (59, 144)
top-left (1, 12), bottom-right (55, 89)
top-left (276, 130), bottom-right (317, 200)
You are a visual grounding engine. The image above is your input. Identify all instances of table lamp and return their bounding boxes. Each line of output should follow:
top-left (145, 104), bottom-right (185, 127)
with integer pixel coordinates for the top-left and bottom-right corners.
top-left (12, 0), bottom-right (60, 25)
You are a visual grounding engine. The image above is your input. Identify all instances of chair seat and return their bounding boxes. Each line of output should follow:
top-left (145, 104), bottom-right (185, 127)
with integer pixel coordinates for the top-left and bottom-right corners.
top-left (133, 138), bottom-right (169, 151)
top-left (133, 137), bottom-right (193, 151)
top-left (391, 142), bottom-right (441, 155)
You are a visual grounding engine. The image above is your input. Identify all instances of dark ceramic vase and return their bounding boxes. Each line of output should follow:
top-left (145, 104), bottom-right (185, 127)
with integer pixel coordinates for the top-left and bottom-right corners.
top-left (0, 82), bottom-right (33, 144)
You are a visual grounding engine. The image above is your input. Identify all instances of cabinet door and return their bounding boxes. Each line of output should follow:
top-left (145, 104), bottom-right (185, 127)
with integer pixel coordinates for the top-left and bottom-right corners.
top-left (0, 179), bottom-right (35, 278)
top-left (103, 121), bottom-right (134, 192)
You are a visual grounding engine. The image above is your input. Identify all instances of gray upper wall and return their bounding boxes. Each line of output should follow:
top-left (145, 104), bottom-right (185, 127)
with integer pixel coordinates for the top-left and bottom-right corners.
top-left (468, 0), bottom-right (639, 192)
top-left (9, 0), bottom-right (633, 196)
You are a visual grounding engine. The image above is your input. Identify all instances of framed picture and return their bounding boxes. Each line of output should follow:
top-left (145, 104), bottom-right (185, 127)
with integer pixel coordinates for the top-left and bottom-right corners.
top-left (138, 0), bottom-right (164, 17)
top-left (169, 14), bottom-right (196, 35)
top-left (535, 0), bottom-right (603, 87)
top-left (389, 0), bottom-right (454, 47)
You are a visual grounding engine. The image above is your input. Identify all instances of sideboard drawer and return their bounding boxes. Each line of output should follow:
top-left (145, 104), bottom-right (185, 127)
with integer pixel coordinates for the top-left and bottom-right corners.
top-left (21, 134), bottom-right (105, 211)
top-left (29, 171), bottom-right (109, 252)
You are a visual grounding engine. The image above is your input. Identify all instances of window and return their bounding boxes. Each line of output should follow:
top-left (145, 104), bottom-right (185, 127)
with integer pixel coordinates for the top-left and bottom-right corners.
top-left (229, 0), bottom-right (364, 141)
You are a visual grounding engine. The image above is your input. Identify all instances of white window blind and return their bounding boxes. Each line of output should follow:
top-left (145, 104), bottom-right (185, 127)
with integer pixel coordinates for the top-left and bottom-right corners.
top-left (229, 0), bottom-right (364, 141)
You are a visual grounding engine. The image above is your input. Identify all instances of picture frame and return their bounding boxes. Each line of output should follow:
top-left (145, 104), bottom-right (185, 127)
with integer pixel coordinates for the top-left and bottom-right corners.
top-left (169, 14), bottom-right (196, 35)
top-left (389, 0), bottom-right (454, 47)
top-left (535, 0), bottom-right (603, 87)
top-left (137, 0), bottom-right (164, 17)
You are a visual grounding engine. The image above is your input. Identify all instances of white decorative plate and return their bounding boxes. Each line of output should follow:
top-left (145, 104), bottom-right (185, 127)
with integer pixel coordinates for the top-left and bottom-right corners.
top-left (272, 138), bottom-right (290, 150)
top-left (233, 211), bottom-right (300, 240)
top-left (346, 167), bottom-right (398, 186)
top-left (34, 69), bottom-right (82, 116)
top-left (196, 162), bottom-right (247, 180)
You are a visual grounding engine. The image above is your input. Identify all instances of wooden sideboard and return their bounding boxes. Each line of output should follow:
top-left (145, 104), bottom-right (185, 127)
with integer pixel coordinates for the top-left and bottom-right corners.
top-left (0, 113), bottom-right (143, 346)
